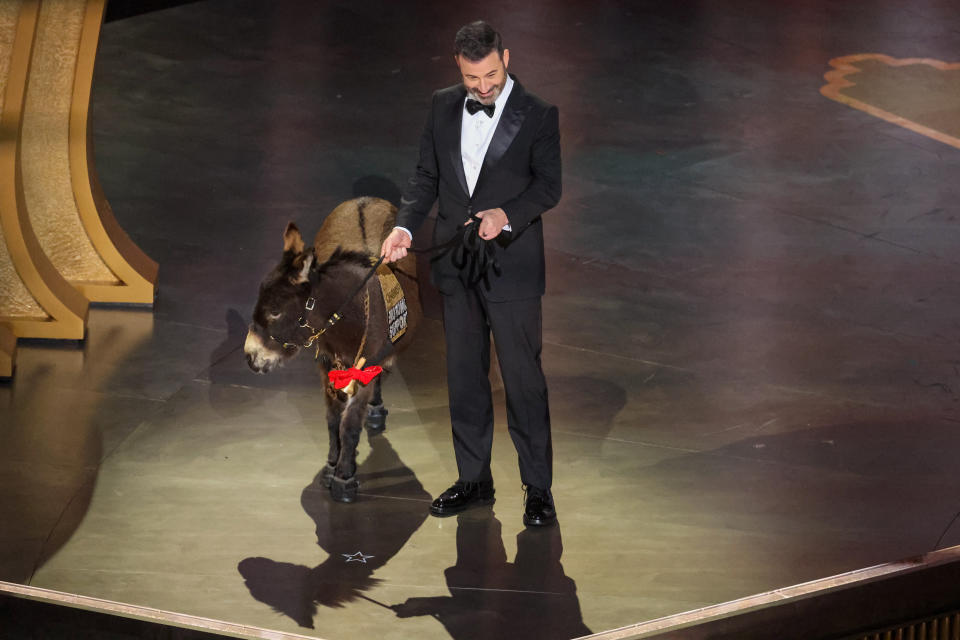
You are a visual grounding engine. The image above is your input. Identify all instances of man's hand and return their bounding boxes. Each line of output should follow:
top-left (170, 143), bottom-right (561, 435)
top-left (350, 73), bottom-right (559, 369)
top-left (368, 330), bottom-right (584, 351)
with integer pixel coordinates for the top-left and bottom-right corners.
top-left (469, 208), bottom-right (509, 240)
top-left (380, 227), bottom-right (412, 263)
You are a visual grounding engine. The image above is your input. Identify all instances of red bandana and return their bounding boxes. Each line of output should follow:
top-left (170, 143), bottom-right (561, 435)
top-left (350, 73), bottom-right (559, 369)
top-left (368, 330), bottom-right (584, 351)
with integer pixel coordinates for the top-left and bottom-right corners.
top-left (328, 366), bottom-right (383, 390)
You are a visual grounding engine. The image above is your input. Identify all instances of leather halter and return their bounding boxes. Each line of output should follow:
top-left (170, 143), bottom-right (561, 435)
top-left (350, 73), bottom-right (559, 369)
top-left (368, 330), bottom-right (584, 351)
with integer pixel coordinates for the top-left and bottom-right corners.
top-left (268, 254), bottom-right (384, 351)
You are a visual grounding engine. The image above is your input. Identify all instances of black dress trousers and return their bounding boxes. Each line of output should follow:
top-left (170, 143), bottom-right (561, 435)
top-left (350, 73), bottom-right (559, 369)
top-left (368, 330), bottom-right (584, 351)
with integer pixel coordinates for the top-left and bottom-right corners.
top-left (442, 284), bottom-right (552, 491)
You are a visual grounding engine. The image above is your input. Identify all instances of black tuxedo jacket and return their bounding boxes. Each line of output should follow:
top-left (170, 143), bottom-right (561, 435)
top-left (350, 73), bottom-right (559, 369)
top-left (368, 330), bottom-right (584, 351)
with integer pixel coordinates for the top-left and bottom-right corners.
top-left (397, 75), bottom-right (561, 301)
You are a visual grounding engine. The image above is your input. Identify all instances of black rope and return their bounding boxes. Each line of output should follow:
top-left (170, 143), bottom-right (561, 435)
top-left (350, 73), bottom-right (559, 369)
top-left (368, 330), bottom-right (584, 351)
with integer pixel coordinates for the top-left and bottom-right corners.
top-left (934, 508), bottom-right (960, 550)
top-left (354, 216), bottom-right (502, 370)
top-left (410, 215), bottom-right (502, 290)
top-left (277, 216), bottom-right (503, 369)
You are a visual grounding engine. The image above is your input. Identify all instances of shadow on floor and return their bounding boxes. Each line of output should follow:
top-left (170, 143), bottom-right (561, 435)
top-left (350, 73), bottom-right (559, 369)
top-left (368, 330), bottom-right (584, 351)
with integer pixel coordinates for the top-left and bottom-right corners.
top-left (392, 512), bottom-right (592, 640)
top-left (238, 430), bottom-right (430, 628)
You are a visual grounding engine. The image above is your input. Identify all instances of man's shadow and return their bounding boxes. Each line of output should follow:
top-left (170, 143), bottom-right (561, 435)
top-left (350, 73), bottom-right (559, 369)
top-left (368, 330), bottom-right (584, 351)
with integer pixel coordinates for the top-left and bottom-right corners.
top-left (238, 431), bottom-right (430, 628)
top-left (393, 512), bottom-right (592, 639)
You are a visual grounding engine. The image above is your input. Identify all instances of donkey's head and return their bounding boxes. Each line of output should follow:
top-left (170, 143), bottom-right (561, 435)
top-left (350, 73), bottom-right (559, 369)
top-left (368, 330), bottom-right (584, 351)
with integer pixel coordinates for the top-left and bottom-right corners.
top-left (244, 223), bottom-right (314, 374)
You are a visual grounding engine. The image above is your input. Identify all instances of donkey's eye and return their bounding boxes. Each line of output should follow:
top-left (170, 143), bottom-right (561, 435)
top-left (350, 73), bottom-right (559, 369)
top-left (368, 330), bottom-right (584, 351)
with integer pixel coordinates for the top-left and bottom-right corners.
top-left (266, 311), bottom-right (283, 322)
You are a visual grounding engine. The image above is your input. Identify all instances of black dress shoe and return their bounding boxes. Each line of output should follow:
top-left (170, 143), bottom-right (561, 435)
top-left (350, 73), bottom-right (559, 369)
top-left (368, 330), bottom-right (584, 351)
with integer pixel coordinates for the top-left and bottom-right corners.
top-left (523, 486), bottom-right (556, 526)
top-left (429, 480), bottom-right (495, 516)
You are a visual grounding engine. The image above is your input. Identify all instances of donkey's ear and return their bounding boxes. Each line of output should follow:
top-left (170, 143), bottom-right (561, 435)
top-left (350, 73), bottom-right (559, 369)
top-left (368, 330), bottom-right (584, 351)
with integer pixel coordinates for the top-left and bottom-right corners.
top-left (283, 222), bottom-right (304, 254)
top-left (290, 252), bottom-right (314, 284)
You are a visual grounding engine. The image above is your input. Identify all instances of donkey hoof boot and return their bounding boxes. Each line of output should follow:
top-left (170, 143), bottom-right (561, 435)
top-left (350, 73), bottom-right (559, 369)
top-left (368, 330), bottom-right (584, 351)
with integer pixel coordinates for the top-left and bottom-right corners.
top-left (365, 403), bottom-right (388, 433)
top-left (321, 463), bottom-right (336, 488)
top-left (330, 475), bottom-right (359, 503)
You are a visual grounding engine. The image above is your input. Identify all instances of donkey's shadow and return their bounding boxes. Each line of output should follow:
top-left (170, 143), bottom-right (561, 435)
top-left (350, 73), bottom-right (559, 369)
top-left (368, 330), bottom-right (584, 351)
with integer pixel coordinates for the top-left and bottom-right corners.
top-left (238, 430), bottom-right (429, 628)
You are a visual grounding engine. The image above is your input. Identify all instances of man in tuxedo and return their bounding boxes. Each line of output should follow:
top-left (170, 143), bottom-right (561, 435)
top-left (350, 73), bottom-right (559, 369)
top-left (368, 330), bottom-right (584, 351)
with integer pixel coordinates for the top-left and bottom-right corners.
top-left (381, 20), bottom-right (561, 526)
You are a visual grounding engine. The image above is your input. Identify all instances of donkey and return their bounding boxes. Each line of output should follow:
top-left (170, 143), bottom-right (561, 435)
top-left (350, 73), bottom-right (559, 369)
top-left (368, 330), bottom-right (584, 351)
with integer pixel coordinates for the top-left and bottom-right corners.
top-left (243, 197), bottom-right (419, 503)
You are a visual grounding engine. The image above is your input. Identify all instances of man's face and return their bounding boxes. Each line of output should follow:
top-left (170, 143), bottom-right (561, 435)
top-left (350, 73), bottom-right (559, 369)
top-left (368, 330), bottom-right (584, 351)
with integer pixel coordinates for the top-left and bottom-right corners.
top-left (455, 49), bottom-right (510, 105)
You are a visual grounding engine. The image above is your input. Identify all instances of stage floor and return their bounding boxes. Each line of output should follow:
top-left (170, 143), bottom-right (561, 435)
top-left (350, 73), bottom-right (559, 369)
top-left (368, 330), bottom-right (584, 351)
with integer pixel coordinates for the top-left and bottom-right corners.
top-left (3, 1), bottom-right (960, 638)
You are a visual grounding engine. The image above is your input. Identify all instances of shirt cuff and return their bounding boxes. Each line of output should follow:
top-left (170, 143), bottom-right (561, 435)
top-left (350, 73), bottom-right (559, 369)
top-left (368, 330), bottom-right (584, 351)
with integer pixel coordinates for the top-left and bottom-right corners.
top-left (395, 226), bottom-right (413, 240)
top-left (502, 224), bottom-right (512, 232)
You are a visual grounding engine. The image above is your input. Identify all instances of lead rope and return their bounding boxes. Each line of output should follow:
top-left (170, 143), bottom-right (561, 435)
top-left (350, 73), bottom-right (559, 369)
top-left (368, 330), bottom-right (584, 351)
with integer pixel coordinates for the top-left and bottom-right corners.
top-left (353, 288), bottom-right (370, 365)
top-left (342, 288), bottom-right (371, 397)
top-left (410, 215), bottom-right (502, 289)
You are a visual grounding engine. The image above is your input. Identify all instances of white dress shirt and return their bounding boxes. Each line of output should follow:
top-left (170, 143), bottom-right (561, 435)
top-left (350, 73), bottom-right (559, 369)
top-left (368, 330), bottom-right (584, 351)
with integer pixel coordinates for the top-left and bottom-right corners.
top-left (461, 74), bottom-right (514, 196)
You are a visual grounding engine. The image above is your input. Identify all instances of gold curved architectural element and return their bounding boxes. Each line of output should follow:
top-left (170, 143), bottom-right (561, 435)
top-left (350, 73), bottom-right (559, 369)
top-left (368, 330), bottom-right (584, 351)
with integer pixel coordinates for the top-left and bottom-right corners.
top-left (23, 0), bottom-right (157, 304)
top-left (0, 323), bottom-right (14, 377)
top-left (0, 0), bottom-right (88, 341)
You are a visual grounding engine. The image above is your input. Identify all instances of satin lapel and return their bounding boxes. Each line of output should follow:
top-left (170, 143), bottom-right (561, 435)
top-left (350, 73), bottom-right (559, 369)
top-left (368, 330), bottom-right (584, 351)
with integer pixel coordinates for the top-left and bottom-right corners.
top-left (478, 77), bottom-right (530, 183)
top-left (446, 90), bottom-right (469, 197)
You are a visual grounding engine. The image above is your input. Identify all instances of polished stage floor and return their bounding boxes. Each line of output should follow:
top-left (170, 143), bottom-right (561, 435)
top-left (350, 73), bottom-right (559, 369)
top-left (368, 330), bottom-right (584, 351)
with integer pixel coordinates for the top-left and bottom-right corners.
top-left (3, 1), bottom-right (960, 638)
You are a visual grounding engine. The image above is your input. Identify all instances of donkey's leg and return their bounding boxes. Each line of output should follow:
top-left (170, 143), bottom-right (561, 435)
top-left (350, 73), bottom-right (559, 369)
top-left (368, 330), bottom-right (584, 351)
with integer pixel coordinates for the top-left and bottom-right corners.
top-left (330, 385), bottom-right (375, 503)
top-left (323, 383), bottom-right (344, 488)
top-left (365, 376), bottom-right (388, 433)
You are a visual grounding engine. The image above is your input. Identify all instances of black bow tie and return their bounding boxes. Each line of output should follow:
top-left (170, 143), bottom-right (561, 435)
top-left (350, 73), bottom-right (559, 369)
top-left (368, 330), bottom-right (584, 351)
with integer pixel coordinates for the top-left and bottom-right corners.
top-left (466, 99), bottom-right (495, 118)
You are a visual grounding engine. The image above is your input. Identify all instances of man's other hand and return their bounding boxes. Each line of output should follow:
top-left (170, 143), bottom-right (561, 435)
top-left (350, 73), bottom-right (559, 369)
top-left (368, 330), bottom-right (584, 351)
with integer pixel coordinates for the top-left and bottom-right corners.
top-left (381, 227), bottom-right (412, 263)
top-left (471, 208), bottom-right (509, 240)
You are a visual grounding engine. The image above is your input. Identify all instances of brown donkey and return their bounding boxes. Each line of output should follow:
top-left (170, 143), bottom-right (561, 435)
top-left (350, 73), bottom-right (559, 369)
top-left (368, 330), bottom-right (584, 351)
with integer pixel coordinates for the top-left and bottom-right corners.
top-left (244, 197), bottom-right (420, 502)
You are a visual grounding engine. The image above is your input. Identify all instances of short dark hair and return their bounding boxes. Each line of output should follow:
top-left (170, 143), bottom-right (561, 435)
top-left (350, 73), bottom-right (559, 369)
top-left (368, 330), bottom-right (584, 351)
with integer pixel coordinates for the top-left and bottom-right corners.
top-left (454, 21), bottom-right (503, 62)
